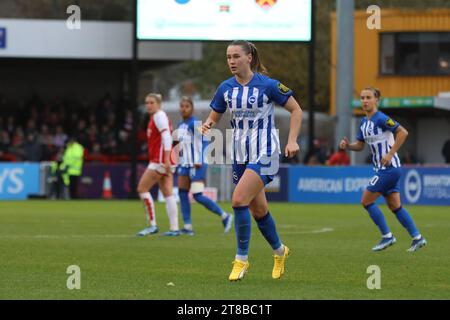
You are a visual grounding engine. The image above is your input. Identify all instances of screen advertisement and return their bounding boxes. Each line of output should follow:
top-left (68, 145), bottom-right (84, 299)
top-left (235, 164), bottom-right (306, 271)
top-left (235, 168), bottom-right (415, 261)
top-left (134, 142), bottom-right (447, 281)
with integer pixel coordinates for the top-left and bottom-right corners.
top-left (137, 0), bottom-right (312, 42)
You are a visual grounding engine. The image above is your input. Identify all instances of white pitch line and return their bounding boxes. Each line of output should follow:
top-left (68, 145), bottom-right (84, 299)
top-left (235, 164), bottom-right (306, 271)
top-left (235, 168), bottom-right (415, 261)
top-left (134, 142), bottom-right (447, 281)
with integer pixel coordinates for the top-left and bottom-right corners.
top-left (281, 227), bottom-right (334, 235)
top-left (0, 228), bottom-right (334, 239)
top-left (0, 234), bottom-right (135, 239)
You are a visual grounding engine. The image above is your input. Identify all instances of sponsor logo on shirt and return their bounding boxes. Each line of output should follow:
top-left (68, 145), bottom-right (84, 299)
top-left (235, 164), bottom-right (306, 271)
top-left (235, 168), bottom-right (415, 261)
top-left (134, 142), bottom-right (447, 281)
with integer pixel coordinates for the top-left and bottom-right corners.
top-left (277, 82), bottom-right (291, 95)
top-left (232, 110), bottom-right (261, 118)
top-left (386, 118), bottom-right (396, 127)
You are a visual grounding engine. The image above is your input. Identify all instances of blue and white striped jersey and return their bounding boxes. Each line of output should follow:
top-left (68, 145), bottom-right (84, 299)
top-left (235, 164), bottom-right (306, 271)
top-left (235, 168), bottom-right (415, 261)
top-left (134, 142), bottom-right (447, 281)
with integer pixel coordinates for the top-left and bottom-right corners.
top-left (177, 116), bottom-right (205, 167)
top-left (356, 111), bottom-right (401, 171)
top-left (210, 73), bottom-right (293, 164)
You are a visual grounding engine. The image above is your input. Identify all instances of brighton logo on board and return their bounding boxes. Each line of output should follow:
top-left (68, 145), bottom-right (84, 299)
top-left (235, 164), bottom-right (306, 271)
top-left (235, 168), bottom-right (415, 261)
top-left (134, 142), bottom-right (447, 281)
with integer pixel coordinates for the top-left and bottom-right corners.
top-left (404, 169), bottom-right (422, 204)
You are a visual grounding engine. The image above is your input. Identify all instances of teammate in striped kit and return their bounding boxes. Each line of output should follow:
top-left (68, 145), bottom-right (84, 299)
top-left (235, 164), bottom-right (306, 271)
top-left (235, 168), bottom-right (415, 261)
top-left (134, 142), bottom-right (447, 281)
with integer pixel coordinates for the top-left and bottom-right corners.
top-left (340, 87), bottom-right (427, 252)
top-left (202, 40), bottom-right (303, 281)
top-left (136, 93), bottom-right (180, 237)
top-left (174, 96), bottom-right (233, 236)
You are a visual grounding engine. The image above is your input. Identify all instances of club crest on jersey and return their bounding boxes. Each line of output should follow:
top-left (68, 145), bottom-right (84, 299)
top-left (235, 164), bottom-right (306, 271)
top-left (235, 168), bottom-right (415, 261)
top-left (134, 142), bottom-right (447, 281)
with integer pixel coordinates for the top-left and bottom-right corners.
top-left (386, 118), bottom-right (396, 127)
top-left (277, 82), bottom-right (291, 95)
top-left (248, 95), bottom-right (257, 104)
top-left (255, 0), bottom-right (277, 10)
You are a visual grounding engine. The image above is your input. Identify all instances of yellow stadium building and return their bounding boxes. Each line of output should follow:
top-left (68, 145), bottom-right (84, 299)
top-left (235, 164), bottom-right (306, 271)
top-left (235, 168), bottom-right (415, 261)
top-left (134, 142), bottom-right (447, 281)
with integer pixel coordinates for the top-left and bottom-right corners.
top-left (331, 9), bottom-right (450, 164)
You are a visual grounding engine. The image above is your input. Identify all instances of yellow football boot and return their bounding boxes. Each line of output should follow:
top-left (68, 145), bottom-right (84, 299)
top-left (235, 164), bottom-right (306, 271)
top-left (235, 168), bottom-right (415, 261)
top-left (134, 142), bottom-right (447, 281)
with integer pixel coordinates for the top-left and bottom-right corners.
top-left (272, 246), bottom-right (289, 279)
top-left (228, 259), bottom-right (250, 281)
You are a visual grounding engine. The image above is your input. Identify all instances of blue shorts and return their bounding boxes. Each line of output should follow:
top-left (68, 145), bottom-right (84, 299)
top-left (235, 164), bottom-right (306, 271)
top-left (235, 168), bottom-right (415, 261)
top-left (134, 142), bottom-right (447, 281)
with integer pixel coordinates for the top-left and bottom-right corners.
top-left (232, 162), bottom-right (274, 186)
top-left (177, 164), bottom-right (207, 182)
top-left (366, 166), bottom-right (401, 196)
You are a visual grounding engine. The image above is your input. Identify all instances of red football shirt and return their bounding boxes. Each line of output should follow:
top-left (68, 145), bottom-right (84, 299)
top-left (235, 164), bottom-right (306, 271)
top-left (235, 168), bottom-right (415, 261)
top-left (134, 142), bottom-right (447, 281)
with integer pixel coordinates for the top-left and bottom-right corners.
top-left (328, 150), bottom-right (350, 166)
top-left (147, 110), bottom-right (174, 164)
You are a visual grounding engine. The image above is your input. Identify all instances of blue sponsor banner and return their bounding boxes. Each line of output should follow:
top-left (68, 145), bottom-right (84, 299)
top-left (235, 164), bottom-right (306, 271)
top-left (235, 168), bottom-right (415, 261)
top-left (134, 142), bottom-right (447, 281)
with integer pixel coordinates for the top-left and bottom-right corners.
top-left (400, 167), bottom-right (450, 206)
top-left (288, 165), bottom-right (450, 206)
top-left (288, 166), bottom-right (375, 204)
top-left (0, 163), bottom-right (40, 200)
top-left (0, 27), bottom-right (6, 49)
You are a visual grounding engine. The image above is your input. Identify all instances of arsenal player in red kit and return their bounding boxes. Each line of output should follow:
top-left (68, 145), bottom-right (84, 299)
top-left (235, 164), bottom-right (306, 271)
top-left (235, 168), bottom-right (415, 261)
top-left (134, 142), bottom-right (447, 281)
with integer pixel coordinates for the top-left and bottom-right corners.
top-left (136, 93), bottom-right (180, 237)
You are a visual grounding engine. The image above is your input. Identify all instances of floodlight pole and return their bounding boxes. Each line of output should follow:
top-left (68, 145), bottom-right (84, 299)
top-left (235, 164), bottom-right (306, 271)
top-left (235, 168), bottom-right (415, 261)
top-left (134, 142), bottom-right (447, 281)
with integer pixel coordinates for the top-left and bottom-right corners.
top-left (307, 0), bottom-right (316, 156)
top-left (335, 0), bottom-right (354, 151)
top-left (129, 0), bottom-right (138, 198)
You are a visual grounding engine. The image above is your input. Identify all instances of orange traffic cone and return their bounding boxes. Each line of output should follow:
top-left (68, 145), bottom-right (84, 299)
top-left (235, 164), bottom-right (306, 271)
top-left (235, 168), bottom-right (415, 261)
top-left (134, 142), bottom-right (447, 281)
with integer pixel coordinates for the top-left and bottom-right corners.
top-left (102, 171), bottom-right (113, 199)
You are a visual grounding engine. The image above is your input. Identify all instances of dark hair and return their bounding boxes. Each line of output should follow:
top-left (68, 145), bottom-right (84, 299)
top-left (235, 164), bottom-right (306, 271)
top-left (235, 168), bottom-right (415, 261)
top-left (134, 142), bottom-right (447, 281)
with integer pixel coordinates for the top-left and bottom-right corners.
top-left (180, 96), bottom-right (194, 108)
top-left (229, 40), bottom-right (268, 75)
top-left (363, 87), bottom-right (381, 100)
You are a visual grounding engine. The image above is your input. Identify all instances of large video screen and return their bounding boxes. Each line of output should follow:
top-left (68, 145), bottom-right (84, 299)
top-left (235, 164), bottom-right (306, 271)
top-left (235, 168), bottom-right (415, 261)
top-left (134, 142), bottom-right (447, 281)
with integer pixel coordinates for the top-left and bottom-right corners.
top-left (137, 0), bottom-right (312, 42)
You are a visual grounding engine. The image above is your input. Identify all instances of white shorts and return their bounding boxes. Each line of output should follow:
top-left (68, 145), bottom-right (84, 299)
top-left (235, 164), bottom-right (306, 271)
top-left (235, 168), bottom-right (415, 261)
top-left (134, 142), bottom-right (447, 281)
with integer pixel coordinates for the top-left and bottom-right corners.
top-left (147, 162), bottom-right (176, 175)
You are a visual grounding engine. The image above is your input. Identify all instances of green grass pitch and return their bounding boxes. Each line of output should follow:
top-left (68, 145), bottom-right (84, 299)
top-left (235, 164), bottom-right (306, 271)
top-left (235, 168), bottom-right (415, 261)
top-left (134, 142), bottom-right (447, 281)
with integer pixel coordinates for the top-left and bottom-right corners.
top-left (0, 200), bottom-right (449, 299)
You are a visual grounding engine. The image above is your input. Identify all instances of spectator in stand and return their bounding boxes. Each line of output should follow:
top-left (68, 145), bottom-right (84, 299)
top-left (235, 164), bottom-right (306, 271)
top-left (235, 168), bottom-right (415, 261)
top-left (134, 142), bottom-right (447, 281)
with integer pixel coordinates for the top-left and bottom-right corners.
top-left (327, 146), bottom-right (350, 166)
top-left (99, 124), bottom-right (116, 155)
top-left (24, 133), bottom-right (42, 161)
top-left (47, 110), bottom-right (60, 128)
top-left (41, 104), bottom-right (52, 124)
top-left (442, 139), bottom-right (450, 164)
top-left (303, 139), bottom-right (328, 165)
top-left (106, 112), bottom-right (116, 130)
top-left (27, 105), bottom-right (40, 127)
top-left (10, 127), bottom-right (26, 161)
top-left (38, 124), bottom-right (55, 161)
top-left (0, 130), bottom-right (12, 161)
top-left (401, 150), bottom-right (419, 165)
top-left (53, 125), bottom-right (68, 150)
top-left (123, 109), bottom-right (133, 133)
top-left (69, 112), bottom-right (80, 133)
top-left (86, 124), bottom-right (99, 152)
top-left (91, 142), bottom-right (102, 156)
top-left (116, 130), bottom-right (131, 156)
top-left (96, 94), bottom-right (115, 127)
top-left (87, 111), bottom-right (97, 128)
top-left (5, 116), bottom-right (15, 137)
top-left (75, 119), bottom-right (90, 151)
top-left (0, 93), bottom-right (154, 162)
top-left (25, 119), bottom-right (38, 137)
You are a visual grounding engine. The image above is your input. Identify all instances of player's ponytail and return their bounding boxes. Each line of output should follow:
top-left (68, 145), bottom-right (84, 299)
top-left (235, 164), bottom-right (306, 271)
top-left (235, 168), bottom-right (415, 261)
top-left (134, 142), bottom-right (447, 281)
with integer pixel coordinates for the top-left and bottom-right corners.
top-left (247, 42), bottom-right (268, 75)
top-left (230, 40), bottom-right (268, 75)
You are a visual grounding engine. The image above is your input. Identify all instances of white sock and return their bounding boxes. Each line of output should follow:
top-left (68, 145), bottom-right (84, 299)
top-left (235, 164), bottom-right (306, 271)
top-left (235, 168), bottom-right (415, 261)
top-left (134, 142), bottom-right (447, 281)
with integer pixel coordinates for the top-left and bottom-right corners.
top-left (235, 255), bottom-right (248, 262)
top-left (413, 234), bottom-right (422, 240)
top-left (382, 232), bottom-right (393, 238)
top-left (165, 195), bottom-right (179, 231)
top-left (139, 192), bottom-right (156, 227)
top-left (184, 224), bottom-right (193, 231)
top-left (274, 244), bottom-right (285, 256)
top-left (221, 212), bottom-right (228, 220)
